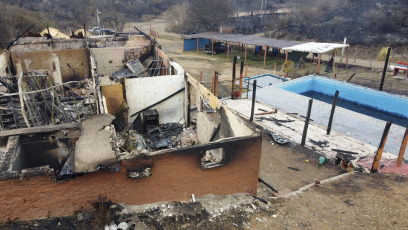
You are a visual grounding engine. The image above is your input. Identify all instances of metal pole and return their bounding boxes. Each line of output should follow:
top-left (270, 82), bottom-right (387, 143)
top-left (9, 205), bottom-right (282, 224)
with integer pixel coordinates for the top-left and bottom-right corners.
top-left (97, 9), bottom-right (101, 35)
top-left (301, 99), bottom-right (313, 146)
top-left (327, 91), bottom-right (339, 135)
top-left (379, 47), bottom-right (391, 91)
top-left (397, 126), bottom-right (408, 165)
top-left (250, 80), bottom-right (257, 121)
top-left (371, 122), bottom-right (392, 172)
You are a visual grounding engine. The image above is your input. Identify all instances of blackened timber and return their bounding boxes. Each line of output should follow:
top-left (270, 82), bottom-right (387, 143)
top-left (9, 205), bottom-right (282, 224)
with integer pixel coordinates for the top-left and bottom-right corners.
top-left (301, 99), bottom-right (313, 146)
top-left (327, 90), bottom-right (339, 135)
top-left (6, 23), bottom-right (36, 51)
top-left (250, 80), bottom-right (257, 122)
top-left (258, 177), bottom-right (278, 193)
top-left (371, 121), bottom-right (392, 172)
top-left (186, 73), bottom-right (191, 127)
top-left (209, 124), bottom-right (221, 142)
top-left (379, 48), bottom-right (391, 91)
top-left (231, 56), bottom-right (237, 99)
top-left (130, 87), bottom-right (185, 117)
top-left (134, 26), bottom-right (161, 49)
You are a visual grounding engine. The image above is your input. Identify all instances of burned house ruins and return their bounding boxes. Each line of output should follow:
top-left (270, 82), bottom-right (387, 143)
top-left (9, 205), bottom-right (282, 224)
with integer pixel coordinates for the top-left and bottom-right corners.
top-left (0, 29), bottom-right (262, 221)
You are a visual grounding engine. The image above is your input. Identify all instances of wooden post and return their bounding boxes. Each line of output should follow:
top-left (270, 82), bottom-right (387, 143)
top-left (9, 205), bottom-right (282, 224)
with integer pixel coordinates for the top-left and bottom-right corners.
top-left (317, 53), bottom-right (322, 74)
top-left (214, 71), bottom-right (219, 97)
top-left (327, 91), bottom-right (339, 135)
top-left (274, 63), bottom-right (276, 71)
top-left (187, 81), bottom-right (191, 127)
top-left (285, 50), bottom-right (288, 62)
top-left (244, 44), bottom-right (247, 65)
top-left (332, 49), bottom-right (336, 73)
top-left (211, 74), bottom-right (215, 93)
top-left (245, 65), bottom-right (248, 78)
top-left (196, 37), bottom-right (199, 53)
top-left (211, 39), bottom-right (214, 56)
top-left (227, 41), bottom-right (230, 60)
top-left (312, 53), bottom-right (315, 64)
top-left (239, 60), bottom-right (244, 98)
top-left (379, 47), bottom-right (391, 91)
top-left (301, 99), bottom-right (313, 146)
top-left (397, 126), bottom-right (408, 165)
top-left (249, 80), bottom-right (257, 122)
top-left (346, 46), bottom-right (349, 68)
top-left (231, 56), bottom-right (237, 99)
top-left (200, 71), bottom-right (203, 83)
top-left (371, 122), bottom-right (392, 172)
top-left (264, 46), bottom-right (267, 67)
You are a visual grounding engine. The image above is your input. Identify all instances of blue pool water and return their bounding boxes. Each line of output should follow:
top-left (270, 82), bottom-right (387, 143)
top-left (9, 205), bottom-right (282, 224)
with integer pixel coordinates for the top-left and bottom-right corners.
top-left (278, 75), bottom-right (408, 127)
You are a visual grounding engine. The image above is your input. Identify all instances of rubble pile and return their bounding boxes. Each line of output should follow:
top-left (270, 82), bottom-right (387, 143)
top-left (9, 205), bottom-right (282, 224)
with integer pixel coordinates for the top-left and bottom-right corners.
top-left (0, 72), bottom-right (95, 130)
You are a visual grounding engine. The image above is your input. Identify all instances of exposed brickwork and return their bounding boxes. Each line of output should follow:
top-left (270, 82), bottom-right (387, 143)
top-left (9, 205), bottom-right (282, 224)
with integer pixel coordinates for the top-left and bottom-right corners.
top-left (0, 136), bottom-right (261, 222)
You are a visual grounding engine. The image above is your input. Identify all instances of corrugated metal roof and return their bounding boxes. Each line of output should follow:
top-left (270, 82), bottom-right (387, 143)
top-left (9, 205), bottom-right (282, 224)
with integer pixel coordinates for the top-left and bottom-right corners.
top-left (282, 42), bottom-right (349, 54)
top-left (184, 32), bottom-right (348, 53)
top-left (184, 32), bottom-right (302, 49)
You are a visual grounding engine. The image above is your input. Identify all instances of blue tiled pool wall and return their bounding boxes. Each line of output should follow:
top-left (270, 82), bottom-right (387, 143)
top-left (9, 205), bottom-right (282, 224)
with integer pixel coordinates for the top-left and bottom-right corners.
top-left (278, 75), bottom-right (408, 119)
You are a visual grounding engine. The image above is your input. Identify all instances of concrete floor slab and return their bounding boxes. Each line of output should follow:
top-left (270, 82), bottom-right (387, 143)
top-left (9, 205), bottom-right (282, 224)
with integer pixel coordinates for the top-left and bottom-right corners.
top-left (248, 85), bottom-right (408, 160)
top-left (223, 98), bottom-right (397, 165)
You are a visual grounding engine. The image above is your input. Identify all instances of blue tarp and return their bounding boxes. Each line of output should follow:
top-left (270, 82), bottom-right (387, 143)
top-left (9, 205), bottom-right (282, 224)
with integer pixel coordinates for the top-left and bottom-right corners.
top-left (184, 38), bottom-right (211, 51)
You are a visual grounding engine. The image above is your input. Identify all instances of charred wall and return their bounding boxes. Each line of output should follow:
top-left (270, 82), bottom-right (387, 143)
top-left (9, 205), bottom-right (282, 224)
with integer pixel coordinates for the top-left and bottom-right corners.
top-left (12, 48), bottom-right (90, 82)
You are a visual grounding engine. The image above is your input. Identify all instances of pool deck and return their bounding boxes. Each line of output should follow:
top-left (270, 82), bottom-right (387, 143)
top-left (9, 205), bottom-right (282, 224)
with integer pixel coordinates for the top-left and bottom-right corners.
top-left (224, 97), bottom-right (405, 172)
top-left (255, 85), bottom-right (408, 160)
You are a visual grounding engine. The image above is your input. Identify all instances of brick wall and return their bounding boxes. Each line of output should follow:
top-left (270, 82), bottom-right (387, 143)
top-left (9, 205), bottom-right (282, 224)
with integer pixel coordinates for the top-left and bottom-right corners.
top-left (0, 135), bottom-right (261, 222)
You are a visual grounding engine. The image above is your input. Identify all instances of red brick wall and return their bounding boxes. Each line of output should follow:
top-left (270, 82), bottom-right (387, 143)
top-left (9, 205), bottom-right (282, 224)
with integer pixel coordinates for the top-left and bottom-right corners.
top-left (0, 136), bottom-right (261, 221)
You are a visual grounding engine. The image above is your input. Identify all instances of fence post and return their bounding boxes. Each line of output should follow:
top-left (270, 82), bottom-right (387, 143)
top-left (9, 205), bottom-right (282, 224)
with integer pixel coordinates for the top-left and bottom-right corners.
top-left (327, 91), bottom-right (339, 135)
top-left (249, 80), bottom-right (257, 122)
top-left (301, 99), bottom-right (313, 146)
top-left (371, 122), bottom-right (392, 172)
top-left (397, 126), bottom-right (408, 165)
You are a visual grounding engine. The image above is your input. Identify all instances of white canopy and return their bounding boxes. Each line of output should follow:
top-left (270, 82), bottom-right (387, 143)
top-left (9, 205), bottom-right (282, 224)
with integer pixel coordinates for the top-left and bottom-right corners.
top-left (282, 42), bottom-right (349, 54)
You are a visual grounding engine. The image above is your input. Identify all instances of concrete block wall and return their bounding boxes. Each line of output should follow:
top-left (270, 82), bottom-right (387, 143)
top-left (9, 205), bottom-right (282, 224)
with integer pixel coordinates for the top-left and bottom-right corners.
top-left (124, 45), bottom-right (153, 63)
top-left (12, 49), bottom-right (90, 82)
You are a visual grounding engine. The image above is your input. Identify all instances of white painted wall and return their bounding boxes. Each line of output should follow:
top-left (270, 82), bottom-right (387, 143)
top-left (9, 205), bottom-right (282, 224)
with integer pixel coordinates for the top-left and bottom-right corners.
top-left (125, 74), bottom-right (185, 124)
top-left (0, 52), bottom-right (8, 76)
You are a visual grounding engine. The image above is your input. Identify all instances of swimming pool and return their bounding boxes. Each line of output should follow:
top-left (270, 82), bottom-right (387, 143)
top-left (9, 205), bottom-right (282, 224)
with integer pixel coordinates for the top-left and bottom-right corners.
top-left (278, 75), bottom-right (408, 123)
top-left (251, 74), bottom-right (408, 160)
top-left (242, 73), bottom-right (288, 88)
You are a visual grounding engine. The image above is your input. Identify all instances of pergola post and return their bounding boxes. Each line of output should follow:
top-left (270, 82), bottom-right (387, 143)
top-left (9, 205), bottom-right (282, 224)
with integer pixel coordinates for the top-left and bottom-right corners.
top-left (211, 39), bottom-right (214, 56)
top-left (317, 53), bottom-right (322, 74)
top-left (264, 46), bottom-right (267, 67)
top-left (346, 46), bottom-right (349, 68)
top-left (244, 44), bottom-right (247, 65)
top-left (196, 37), bottom-right (199, 53)
top-left (285, 50), bottom-right (288, 62)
